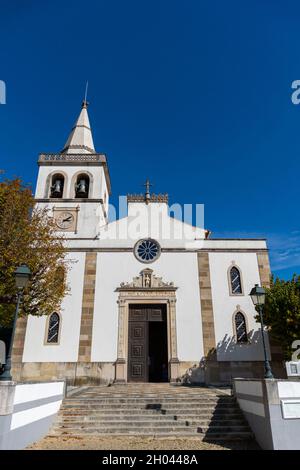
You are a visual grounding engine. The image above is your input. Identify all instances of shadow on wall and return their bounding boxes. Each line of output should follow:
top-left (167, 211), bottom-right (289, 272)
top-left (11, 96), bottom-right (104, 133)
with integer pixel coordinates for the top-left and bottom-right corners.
top-left (216, 329), bottom-right (264, 360)
top-left (180, 330), bottom-right (274, 386)
top-left (180, 358), bottom-right (207, 385)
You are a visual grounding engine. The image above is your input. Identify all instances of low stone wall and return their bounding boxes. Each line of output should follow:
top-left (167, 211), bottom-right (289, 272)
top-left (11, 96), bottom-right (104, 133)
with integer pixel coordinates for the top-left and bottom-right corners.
top-left (13, 359), bottom-right (286, 386)
top-left (206, 360), bottom-right (286, 384)
top-left (0, 380), bottom-right (65, 449)
top-left (12, 362), bottom-right (115, 386)
top-left (233, 378), bottom-right (300, 450)
top-left (179, 360), bottom-right (286, 386)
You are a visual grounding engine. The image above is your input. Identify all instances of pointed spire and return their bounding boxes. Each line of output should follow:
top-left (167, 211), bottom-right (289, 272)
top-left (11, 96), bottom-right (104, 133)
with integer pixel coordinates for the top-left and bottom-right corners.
top-left (61, 100), bottom-right (95, 154)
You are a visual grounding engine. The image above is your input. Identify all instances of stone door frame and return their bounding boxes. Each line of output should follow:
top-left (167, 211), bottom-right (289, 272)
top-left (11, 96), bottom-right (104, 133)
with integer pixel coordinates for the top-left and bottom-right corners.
top-left (115, 270), bottom-right (179, 383)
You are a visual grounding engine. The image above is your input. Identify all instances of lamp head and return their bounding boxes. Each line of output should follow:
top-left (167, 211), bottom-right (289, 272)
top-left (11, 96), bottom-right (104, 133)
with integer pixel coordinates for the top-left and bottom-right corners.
top-left (14, 264), bottom-right (31, 290)
top-left (249, 283), bottom-right (266, 306)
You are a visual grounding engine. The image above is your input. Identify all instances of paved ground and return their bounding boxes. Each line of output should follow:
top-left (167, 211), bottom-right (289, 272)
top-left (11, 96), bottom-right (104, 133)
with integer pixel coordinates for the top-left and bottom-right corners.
top-left (28, 435), bottom-right (259, 450)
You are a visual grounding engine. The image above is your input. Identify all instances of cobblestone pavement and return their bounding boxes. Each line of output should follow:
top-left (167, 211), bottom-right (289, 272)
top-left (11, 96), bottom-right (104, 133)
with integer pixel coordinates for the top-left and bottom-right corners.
top-left (28, 436), bottom-right (259, 450)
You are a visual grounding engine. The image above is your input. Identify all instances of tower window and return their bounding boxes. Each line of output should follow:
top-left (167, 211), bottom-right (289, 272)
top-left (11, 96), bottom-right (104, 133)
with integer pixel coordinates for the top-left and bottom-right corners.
top-left (230, 266), bottom-right (243, 295)
top-left (50, 174), bottom-right (64, 198)
top-left (235, 312), bottom-right (248, 343)
top-left (46, 312), bottom-right (60, 344)
top-left (75, 174), bottom-right (90, 198)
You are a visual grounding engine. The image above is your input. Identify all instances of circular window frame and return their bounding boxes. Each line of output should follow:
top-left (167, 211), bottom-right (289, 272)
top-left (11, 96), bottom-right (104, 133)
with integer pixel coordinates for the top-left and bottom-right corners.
top-left (133, 238), bottom-right (161, 264)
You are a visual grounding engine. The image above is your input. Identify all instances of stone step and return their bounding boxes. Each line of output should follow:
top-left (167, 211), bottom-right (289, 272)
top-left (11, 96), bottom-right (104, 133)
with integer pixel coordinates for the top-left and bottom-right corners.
top-left (62, 400), bottom-right (237, 409)
top-left (64, 392), bottom-right (234, 397)
top-left (56, 417), bottom-right (247, 427)
top-left (77, 387), bottom-right (227, 392)
top-left (50, 427), bottom-right (196, 434)
top-left (58, 411), bottom-right (244, 419)
top-left (49, 385), bottom-right (253, 443)
top-left (61, 402), bottom-right (236, 409)
top-left (49, 431), bottom-right (252, 440)
top-left (63, 396), bottom-right (235, 402)
top-left (69, 387), bottom-right (232, 394)
top-left (59, 407), bottom-right (239, 414)
top-left (49, 427), bottom-right (253, 438)
top-left (75, 396), bottom-right (231, 401)
top-left (53, 421), bottom-right (250, 432)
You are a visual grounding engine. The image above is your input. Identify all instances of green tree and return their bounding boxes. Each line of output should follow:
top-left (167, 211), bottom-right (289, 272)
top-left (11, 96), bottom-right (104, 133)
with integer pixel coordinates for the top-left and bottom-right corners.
top-left (261, 275), bottom-right (300, 360)
top-left (0, 177), bottom-right (69, 327)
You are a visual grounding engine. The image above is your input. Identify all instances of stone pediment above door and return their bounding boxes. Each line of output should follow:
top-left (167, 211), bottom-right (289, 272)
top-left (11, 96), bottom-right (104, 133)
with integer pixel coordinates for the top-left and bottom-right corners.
top-left (116, 269), bottom-right (177, 291)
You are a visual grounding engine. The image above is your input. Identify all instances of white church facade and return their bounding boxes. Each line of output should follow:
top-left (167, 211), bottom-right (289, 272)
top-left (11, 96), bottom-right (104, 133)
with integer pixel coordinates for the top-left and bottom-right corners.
top-left (12, 101), bottom-right (284, 385)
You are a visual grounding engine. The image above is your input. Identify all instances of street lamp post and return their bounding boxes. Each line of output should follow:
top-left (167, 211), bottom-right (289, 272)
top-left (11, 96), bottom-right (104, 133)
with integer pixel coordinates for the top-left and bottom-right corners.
top-left (0, 265), bottom-right (31, 381)
top-left (249, 283), bottom-right (274, 379)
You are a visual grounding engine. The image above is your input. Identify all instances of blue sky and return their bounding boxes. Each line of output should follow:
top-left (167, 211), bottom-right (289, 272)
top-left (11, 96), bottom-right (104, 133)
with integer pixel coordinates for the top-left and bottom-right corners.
top-left (0, 0), bottom-right (299, 278)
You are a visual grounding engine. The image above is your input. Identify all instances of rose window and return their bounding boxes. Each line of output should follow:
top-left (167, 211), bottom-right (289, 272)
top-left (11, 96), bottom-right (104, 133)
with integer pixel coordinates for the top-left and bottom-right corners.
top-left (134, 239), bottom-right (161, 263)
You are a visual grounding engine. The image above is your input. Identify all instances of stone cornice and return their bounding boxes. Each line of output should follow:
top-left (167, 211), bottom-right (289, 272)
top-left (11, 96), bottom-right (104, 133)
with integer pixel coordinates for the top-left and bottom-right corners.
top-left (64, 247), bottom-right (269, 253)
top-left (35, 198), bottom-right (104, 204)
top-left (38, 153), bottom-right (106, 164)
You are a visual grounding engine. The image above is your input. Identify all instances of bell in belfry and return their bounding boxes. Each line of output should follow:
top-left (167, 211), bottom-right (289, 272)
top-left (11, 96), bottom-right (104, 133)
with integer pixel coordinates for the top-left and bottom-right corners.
top-left (50, 179), bottom-right (63, 198)
top-left (76, 179), bottom-right (88, 197)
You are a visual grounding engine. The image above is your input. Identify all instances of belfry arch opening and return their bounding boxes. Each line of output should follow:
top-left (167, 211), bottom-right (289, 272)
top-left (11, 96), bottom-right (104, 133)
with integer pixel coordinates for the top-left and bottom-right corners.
top-left (75, 173), bottom-right (90, 198)
top-left (50, 173), bottom-right (65, 198)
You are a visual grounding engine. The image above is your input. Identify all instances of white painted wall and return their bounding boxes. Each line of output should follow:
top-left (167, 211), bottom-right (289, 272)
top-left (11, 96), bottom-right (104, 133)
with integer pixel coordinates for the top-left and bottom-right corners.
top-left (235, 380), bottom-right (263, 396)
top-left (278, 381), bottom-right (300, 398)
top-left (35, 164), bottom-right (108, 238)
top-left (209, 252), bottom-right (270, 361)
top-left (97, 201), bottom-right (206, 248)
top-left (22, 252), bottom-right (85, 362)
top-left (91, 251), bottom-right (204, 362)
top-left (0, 381), bottom-right (65, 450)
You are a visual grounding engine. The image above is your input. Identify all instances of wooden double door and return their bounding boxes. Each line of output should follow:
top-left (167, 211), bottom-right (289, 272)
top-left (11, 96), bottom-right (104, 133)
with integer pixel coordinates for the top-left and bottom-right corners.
top-left (127, 304), bottom-right (168, 382)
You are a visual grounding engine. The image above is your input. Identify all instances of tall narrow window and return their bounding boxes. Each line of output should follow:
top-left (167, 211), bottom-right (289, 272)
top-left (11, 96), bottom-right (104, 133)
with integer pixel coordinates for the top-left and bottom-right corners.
top-left (235, 312), bottom-right (247, 343)
top-left (230, 266), bottom-right (242, 294)
top-left (47, 313), bottom-right (60, 344)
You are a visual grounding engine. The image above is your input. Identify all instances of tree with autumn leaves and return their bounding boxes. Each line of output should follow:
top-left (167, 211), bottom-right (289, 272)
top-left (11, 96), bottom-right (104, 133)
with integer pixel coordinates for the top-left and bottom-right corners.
top-left (0, 177), bottom-right (68, 327)
top-left (261, 275), bottom-right (300, 360)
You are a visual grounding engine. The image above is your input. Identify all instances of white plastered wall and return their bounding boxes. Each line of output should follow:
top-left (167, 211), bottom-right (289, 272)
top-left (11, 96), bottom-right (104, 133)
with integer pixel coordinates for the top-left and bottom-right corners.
top-left (209, 252), bottom-right (271, 361)
top-left (35, 165), bottom-right (108, 238)
top-left (22, 252), bottom-right (85, 362)
top-left (91, 251), bottom-right (204, 363)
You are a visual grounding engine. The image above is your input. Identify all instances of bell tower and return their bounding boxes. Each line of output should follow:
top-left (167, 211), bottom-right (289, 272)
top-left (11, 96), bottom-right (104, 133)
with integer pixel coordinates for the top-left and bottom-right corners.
top-left (35, 100), bottom-right (111, 238)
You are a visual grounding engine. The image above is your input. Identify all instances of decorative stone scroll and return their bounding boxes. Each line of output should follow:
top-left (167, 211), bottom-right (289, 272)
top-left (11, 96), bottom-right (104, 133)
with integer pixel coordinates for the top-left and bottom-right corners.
top-left (117, 269), bottom-right (175, 291)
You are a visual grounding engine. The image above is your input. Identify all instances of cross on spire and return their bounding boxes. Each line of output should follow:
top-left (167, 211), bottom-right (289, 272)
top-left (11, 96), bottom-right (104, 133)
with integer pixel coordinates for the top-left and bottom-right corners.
top-left (82, 81), bottom-right (89, 108)
top-left (143, 178), bottom-right (153, 203)
top-left (143, 178), bottom-right (152, 194)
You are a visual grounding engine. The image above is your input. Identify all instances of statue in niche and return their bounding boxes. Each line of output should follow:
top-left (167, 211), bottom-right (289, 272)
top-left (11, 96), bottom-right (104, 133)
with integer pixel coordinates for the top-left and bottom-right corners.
top-left (144, 273), bottom-right (151, 288)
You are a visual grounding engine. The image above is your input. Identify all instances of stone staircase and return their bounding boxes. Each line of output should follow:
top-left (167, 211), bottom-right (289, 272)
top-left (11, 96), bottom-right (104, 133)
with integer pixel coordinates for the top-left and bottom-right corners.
top-left (49, 384), bottom-right (254, 441)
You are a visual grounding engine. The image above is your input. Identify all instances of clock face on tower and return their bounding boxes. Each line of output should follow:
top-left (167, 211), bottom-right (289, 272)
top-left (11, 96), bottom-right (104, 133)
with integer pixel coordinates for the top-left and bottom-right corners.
top-left (55, 211), bottom-right (75, 230)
